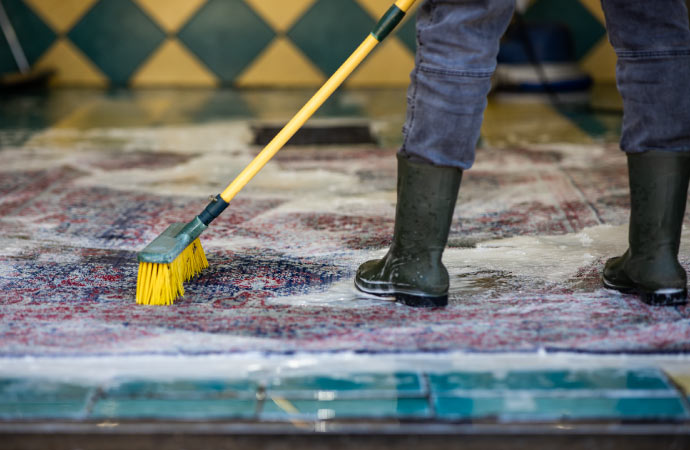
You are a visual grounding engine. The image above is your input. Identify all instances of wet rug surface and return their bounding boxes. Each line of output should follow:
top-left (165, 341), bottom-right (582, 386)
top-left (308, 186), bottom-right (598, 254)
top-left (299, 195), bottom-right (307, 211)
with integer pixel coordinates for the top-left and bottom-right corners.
top-left (2, 123), bottom-right (690, 356)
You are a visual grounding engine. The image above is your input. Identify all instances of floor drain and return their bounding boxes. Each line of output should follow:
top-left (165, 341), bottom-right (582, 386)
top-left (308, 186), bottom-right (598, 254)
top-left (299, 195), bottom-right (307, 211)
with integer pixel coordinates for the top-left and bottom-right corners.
top-left (252, 121), bottom-right (377, 146)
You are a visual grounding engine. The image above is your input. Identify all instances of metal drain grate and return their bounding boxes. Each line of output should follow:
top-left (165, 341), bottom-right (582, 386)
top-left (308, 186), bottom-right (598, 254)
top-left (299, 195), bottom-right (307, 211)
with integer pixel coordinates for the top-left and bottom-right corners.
top-left (251, 121), bottom-right (377, 146)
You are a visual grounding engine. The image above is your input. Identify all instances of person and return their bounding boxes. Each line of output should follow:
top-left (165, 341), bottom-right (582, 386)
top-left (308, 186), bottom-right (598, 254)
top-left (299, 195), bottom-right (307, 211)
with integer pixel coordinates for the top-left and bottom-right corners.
top-left (354, 0), bottom-right (690, 307)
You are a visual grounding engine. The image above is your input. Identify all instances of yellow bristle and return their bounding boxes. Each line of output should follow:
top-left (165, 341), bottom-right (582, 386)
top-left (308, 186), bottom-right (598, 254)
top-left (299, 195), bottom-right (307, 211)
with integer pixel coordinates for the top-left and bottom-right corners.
top-left (136, 239), bottom-right (209, 305)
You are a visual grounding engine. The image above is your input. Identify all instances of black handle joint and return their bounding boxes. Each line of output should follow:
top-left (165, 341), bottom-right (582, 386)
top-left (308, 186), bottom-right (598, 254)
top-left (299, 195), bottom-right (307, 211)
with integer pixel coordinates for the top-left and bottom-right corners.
top-left (371, 5), bottom-right (405, 42)
top-left (198, 194), bottom-right (229, 226)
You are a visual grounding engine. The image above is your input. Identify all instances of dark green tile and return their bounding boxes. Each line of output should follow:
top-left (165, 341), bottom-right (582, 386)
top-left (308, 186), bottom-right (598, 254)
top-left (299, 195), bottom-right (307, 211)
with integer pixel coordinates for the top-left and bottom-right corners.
top-left (397, 14), bottom-right (417, 53)
top-left (190, 89), bottom-right (253, 121)
top-left (92, 398), bottom-right (256, 419)
top-left (287, 0), bottom-right (374, 76)
top-left (178, 0), bottom-right (274, 83)
top-left (0, 0), bottom-right (56, 74)
top-left (434, 396), bottom-right (688, 421)
top-left (0, 93), bottom-right (61, 135)
top-left (524, 0), bottom-right (606, 60)
top-left (261, 397), bottom-right (429, 420)
top-left (0, 378), bottom-right (92, 419)
top-left (68, 0), bottom-right (165, 84)
top-left (558, 106), bottom-right (611, 138)
top-left (267, 372), bottom-right (423, 398)
top-left (430, 369), bottom-right (673, 393)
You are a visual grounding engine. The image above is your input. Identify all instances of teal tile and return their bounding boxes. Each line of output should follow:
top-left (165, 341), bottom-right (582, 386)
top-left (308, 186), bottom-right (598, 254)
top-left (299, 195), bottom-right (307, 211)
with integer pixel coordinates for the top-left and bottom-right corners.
top-left (524, 0), bottom-right (606, 60)
top-left (68, 0), bottom-right (165, 84)
top-left (0, 0), bottom-right (56, 74)
top-left (434, 396), bottom-right (688, 421)
top-left (92, 398), bottom-right (256, 419)
top-left (0, 378), bottom-right (92, 419)
top-left (430, 369), bottom-right (673, 393)
top-left (505, 368), bottom-right (672, 390)
top-left (104, 379), bottom-right (258, 399)
top-left (287, 0), bottom-right (374, 76)
top-left (178, 0), bottom-right (274, 83)
top-left (430, 372), bottom-right (496, 392)
top-left (91, 378), bottom-right (259, 419)
top-left (267, 372), bottom-right (424, 398)
top-left (261, 397), bottom-right (429, 420)
top-left (434, 396), bottom-right (488, 419)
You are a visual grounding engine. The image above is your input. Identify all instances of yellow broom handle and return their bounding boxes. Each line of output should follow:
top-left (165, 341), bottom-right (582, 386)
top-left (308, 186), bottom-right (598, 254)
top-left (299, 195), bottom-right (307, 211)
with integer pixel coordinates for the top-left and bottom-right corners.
top-left (220, 0), bottom-right (417, 203)
top-left (220, 35), bottom-right (378, 202)
top-left (394, 0), bottom-right (417, 12)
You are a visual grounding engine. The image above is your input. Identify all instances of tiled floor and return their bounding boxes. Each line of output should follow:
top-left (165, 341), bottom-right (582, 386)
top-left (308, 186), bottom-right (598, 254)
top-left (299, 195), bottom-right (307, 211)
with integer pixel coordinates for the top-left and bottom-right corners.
top-left (1, 86), bottom-right (690, 442)
top-left (2, 368), bottom-right (688, 422)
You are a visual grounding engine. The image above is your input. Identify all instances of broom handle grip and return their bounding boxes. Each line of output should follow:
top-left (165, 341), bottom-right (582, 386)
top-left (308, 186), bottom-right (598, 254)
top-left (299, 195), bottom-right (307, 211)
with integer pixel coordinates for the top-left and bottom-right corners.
top-left (219, 0), bottom-right (417, 203)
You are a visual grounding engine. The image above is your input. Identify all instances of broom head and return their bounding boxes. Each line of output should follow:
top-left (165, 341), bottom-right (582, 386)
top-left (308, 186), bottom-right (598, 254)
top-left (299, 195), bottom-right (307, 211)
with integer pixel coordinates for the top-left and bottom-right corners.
top-left (136, 221), bottom-right (209, 305)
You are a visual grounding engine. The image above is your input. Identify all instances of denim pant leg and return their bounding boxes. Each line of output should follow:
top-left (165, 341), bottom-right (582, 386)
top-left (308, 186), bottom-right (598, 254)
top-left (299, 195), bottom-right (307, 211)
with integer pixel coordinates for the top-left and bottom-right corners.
top-left (400, 0), bottom-right (515, 170)
top-left (601, 0), bottom-right (690, 153)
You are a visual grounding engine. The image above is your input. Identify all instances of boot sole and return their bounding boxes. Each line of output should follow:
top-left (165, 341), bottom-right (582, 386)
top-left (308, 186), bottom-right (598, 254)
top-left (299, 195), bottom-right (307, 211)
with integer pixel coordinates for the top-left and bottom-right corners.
top-left (354, 279), bottom-right (448, 308)
top-left (602, 277), bottom-right (688, 306)
top-left (394, 293), bottom-right (448, 308)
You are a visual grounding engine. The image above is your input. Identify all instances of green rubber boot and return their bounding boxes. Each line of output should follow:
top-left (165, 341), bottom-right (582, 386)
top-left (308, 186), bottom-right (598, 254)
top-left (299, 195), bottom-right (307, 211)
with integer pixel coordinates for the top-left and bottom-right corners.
top-left (355, 154), bottom-right (462, 307)
top-left (603, 150), bottom-right (690, 306)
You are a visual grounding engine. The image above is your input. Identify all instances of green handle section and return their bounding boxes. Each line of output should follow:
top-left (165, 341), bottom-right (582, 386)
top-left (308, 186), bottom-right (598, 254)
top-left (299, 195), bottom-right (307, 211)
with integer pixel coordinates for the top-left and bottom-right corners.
top-left (137, 218), bottom-right (207, 264)
top-left (371, 5), bottom-right (406, 42)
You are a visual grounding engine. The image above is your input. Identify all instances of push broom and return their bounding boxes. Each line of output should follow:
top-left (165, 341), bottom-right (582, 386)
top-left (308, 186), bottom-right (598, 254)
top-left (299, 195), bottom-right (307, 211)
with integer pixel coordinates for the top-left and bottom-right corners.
top-left (136, 0), bottom-right (418, 305)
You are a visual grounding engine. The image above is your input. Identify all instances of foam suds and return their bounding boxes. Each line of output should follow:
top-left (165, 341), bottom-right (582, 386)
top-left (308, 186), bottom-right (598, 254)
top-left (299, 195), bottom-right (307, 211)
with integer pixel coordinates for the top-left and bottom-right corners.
top-left (266, 278), bottom-right (394, 308)
top-left (449, 224), bottom-right (690, 283)
top-left (266, 223), bottom-right (690, 307)
top-left (444, 224), bottom-right (627, 283)
top-left (2, 351), bottom-right (689, 384)
top-left (271, 224), bottom-right (623, 307)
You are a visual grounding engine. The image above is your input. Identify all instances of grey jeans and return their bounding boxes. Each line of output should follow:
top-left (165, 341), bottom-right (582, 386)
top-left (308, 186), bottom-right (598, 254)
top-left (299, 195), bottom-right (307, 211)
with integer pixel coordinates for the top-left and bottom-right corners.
top-left (400, 0), bottom-right (690, 169)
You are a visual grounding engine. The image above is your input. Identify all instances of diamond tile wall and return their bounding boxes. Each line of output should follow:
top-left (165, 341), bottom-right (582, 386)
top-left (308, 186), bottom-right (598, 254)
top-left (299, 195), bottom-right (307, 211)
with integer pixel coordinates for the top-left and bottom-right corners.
top-left (67, 0), bottom-right (165, 84)
top-left (0, 0), bottom-right (614, 87)
top-left (178, 0), bottom-right (275, 82)
top-left (287, 0), bottom-right (374, 75)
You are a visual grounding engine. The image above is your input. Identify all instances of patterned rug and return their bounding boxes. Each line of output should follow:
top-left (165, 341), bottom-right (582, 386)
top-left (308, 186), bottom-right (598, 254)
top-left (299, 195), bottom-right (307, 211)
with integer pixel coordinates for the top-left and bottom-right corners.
top-left (2, 123), bottom-right (690, 356)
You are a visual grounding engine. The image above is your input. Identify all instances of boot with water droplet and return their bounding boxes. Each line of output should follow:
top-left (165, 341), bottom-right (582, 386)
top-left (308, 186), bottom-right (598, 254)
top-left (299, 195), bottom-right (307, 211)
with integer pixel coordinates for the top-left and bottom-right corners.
top-left (355, 154), bottom-right (462, 307)
top-left (603, 150), bottom-right (690, 305)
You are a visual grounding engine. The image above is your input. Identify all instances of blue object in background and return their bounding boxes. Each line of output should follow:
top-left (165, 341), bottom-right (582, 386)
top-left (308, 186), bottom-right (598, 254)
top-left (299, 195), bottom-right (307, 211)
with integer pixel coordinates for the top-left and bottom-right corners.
top-left (495, 21), bottom-right (592, 93)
